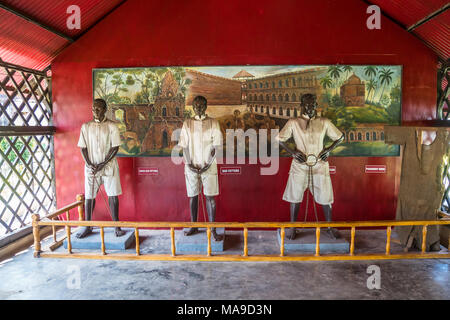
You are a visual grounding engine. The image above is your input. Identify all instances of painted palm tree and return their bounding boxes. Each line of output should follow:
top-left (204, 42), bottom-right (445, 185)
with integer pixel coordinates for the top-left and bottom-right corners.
top-left (364, 66), bottom-right (378, 80)
top-left (342, 65), bottom-right (353, 80)
top-left (378, 67), bottom-right (394, 103)
top-left (327, 66), bottom-right (343, 96)
top-left (320, 76), bottom-right (333, 90)
top-left (365, 79), bottom-right (376, 103)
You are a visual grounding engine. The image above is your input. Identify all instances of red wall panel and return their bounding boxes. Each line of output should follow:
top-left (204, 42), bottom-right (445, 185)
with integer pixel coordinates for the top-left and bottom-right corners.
top-left (51, 0), bottom-right (437, 223)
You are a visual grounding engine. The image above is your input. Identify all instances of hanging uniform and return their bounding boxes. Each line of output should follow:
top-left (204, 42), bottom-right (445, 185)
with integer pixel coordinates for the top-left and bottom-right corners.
top-left (178, 115), bottom-right (222, 197)
top-left (385, 126), bottom-right (449, 250)
top-left (276, 115), bottom-right (342, 205)
top-left (77, 119), bottom-right (122, 199)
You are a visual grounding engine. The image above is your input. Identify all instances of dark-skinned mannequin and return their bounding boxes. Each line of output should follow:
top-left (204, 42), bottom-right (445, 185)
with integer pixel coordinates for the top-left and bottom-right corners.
top-left (76, 100), bottom-right (125, 238)
top-left (279, 94), bottom-right (344, 240)
top-left (182, 98), bottom-right (223, 241)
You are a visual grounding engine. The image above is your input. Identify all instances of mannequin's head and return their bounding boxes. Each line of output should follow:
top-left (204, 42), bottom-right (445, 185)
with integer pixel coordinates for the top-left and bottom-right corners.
top-left (300, 94), bottom-right (318, 119)
top-left (192, 96), bottom-right (207, 117)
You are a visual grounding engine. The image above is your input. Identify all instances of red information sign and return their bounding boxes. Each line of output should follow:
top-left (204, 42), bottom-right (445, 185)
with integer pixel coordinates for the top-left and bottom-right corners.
top-left (220, 167), bottom-right (242, 175)
top-left (137, 167), bottom-right (159, 175)
top-left (365, 165), bottom-right (386, 174)
top-left (329, 166), bottom-right (336, 174)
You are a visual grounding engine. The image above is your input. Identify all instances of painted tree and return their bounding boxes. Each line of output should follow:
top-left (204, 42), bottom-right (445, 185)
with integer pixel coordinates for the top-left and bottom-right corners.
top-left (94, 70), bottom-right (131, 104)
top-left (342, 65), bottom-right (353, 80)
top-left (320, 76), bottom-right (333, 90)
top-left (365, 79), bottom-right (376, 103)
top-left (378, 67), bottom-right (394, 104)
top-left (327, 66), bottom-right (343, 96)
top-left (364, 66), bottom-right (378, 103)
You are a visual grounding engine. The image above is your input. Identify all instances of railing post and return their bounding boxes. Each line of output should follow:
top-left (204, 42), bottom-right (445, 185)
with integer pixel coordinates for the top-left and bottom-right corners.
top-left (135, 228), bottom-right (140, 256)
top-left (422, 225), bottom-right (428, 253)
top-left (350, 226), bottom-right (355, 256)
top-left (32, 214), bottom-right (41, 258)
top-left (66, 225), bottom-right (72, 254)
top-left (170, 227), bottom-right (175, 257)
top-left (243, 227), bottom-right (248, 257)
top-left (280, 227), bottom-right (285, 257)
top-left (315, 227), bottom-right (320, 257)
top-left (386, 226), bottom-right (392, 255)
top-left (207, 227), bottom-right (212, 257)
top-left (76, 194), bottom-right (85, 221)
top-left (52, 217), bottom-right (56, 243)
top-left (100, 227), bottom-right (106, 255)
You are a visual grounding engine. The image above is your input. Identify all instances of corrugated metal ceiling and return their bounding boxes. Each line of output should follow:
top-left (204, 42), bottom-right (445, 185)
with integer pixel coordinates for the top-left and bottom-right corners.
top-left (0, 0), bottom-right (447, 71)
top-left (369, 0), bottom-right (449, 60)
top-left (0, 0), bottom-right (124, 70)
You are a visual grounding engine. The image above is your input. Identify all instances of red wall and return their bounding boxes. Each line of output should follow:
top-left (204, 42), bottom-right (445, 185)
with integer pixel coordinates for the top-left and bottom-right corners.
top-left (52, 0), bottom-right (437, 223)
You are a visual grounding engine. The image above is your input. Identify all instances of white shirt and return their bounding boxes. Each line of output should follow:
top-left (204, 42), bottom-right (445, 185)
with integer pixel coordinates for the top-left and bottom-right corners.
top-left (277, 116), bottom-right (342, 175)
top-left (77, 119), bottom-right (121, 176)
top-left (178, 116), bottom-right (222, 174)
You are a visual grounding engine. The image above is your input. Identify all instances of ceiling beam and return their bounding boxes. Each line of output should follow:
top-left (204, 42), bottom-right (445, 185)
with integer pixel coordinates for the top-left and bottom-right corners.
top-left (0, 3), bottom-right (74, 43)
top-left (407, 3), bottom-right (450, 32)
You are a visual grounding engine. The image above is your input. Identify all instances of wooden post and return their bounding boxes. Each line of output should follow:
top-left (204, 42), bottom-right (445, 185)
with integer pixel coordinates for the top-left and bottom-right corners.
top-left (170, 228), bottom-right (175, 257)
top-left (386, 226), bottom-right (392, 255)
top-left (32, 214), bottom-right (41, 258)
top-left (76, 194), bottom-right (85, 221)
top-left (422, 225), bottom-right (427, 253)
top-left (100, 227), bottom-right (105, 255)
top-left (350, 227), bottom-right (355, 256)
top-left (66, 211), bottom-right (69, 221)
top-left (66, 225), bottom-right (72, 254)
top-left (280, 227), bottom-right (285, 257)
top-left (52, 217), bottom-right (56, 243)
top-left (135, 228), bottom-right (140, 256)
top-left (315, 227), bottom-right (320, 257)
top-left (207, 227), bottom-right (211, 257)
top-left (243, 227), bottom-right (248, 257)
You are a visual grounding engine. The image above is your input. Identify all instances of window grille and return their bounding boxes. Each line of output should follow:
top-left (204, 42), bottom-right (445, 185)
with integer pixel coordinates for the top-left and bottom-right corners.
top-left (0, 61), bottom-right (55, 237)
top-left (438, 60), bottom-right (449, 212)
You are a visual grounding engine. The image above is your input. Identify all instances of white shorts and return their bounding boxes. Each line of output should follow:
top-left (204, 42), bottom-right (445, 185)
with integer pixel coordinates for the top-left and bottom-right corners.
top-left (185, 172), bottom-right (219, 197)
top-left (85, 169), bottom-right (122, 199)
top-left (282, 172), bottom-right (334, 205)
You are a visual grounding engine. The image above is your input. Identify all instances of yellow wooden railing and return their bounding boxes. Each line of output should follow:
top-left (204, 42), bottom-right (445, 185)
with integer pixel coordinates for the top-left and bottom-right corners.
top-left (32, 194), bottom-right (450, 261)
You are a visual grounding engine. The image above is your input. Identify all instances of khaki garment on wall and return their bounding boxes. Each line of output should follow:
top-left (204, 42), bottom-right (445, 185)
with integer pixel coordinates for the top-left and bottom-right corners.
top-left (385, 126), bottom-right (449, 251)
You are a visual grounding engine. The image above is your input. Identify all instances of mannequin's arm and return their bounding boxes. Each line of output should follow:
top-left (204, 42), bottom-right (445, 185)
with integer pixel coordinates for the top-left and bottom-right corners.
top-left (95, 146), bottom-right (119, 173)
top-left (318, 134), bottom-right (344, 161)
top-left (279, 141), bottom-right (306, 163)
top-left (183, 147), bottom-right (200, 174)
top-left (198, 147), bottom-right (217, 174)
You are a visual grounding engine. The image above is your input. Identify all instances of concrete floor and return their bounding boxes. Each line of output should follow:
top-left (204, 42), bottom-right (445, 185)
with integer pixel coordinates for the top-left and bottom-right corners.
top-left (0, 229), bottom-right (449, 300)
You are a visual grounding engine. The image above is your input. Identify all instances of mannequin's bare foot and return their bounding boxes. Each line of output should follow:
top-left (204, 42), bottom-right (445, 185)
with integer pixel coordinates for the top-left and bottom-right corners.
top-left (326, 227), bottom-right (340, 240)
top-left (286, 227), bottom-right (297, 240)
top-left (115, 227), bottom-right (126, 237)
top-left (212, 229), bottom-right (224, 241)
top-left (76, 226), bottom-right (92, 238)
top-left (184, 227), bottom-right (198, 236)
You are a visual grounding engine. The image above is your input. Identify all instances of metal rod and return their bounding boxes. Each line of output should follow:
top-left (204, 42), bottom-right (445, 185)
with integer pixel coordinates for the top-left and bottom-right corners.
top-left (407, 3), bottom-right (450, 32)
top-left (280, 227), bottom-right (285, 257)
